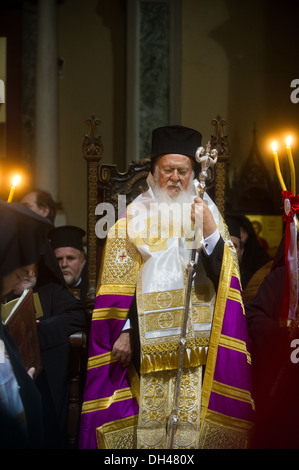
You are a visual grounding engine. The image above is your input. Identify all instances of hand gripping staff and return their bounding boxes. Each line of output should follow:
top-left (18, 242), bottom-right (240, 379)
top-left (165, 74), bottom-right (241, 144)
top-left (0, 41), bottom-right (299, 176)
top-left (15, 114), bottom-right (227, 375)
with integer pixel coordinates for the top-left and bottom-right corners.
top-left (165, 142), bottom-right (218, 449)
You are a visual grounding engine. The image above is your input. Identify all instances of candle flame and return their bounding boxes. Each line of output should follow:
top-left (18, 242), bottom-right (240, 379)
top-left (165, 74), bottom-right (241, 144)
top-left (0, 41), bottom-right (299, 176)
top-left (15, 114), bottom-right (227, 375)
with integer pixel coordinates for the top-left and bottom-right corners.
top-left (12, 174), bottom-right (21, 187)
top-left (272, 141), bottom-right (277, 152)
top-left (286, 136), bottom-right (292, 147)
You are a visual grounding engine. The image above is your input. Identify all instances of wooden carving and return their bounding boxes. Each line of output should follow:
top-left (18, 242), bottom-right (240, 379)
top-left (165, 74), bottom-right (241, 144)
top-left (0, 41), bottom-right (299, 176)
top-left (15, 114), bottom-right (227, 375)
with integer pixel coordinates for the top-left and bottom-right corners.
top-left (210, 115), bottom-right (230, 215)
top-left (83, 115), bottom-right (103, 297)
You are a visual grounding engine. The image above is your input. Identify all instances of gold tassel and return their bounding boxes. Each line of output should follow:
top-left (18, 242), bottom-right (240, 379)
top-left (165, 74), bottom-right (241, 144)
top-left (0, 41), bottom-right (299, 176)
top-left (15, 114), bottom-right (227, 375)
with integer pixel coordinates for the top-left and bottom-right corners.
top-left (140, 345), bottom-right (207, 374)
top-left (163, 351), bottom-right (172, 370)
top-left (200, 346), bottom-right (207, 364)
top-left (140, 354), bottom-right (153, 374)
top-left (189, 347), bottom-right (199, 367)
top-left (171, 349), bottom-right (179, 369)
top-left (182, 348), bottom-right (190, 368)
top-left (153, 353), bottom-right (163, 371)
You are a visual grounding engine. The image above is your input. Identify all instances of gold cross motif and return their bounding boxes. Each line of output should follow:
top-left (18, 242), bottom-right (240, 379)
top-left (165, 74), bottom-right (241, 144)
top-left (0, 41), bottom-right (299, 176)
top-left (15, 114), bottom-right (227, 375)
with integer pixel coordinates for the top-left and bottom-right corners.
top-left (117, 250), bottom-right (127, 261)
top-left (156, 291), bottom-right (172, 308)
top-left (178, 384), bottom-right (197, 412)
top-left (158, 311), bottom-right (174, 329)
top-left (144, 383), bottom-right (165, 410)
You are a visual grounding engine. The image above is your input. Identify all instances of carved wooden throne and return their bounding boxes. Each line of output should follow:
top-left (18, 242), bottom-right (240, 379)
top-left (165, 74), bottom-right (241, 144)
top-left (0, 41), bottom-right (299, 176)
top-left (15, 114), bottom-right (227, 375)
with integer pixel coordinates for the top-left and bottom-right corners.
top-left (83, 114), bottom-right (231, 300)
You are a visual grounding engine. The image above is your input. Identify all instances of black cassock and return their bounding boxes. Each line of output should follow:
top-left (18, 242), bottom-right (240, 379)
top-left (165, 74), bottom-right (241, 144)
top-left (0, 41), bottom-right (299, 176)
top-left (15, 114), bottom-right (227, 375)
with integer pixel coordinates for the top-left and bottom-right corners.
top-left (33, 243), bottom-right (86, 448)
top-left (0, 201), bottom-right (51, 448)
top-left (1, 239), bottom-right (86, 449)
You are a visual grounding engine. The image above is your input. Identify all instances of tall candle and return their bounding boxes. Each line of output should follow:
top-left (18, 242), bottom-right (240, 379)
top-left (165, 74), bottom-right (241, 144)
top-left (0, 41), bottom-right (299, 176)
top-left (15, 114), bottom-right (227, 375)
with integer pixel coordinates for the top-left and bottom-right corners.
top-left (7, 175), bottom-right (20, 203)
top-left (286, 136), bottom-right (296, 195)
top-left (272, 142), bottom-right (287, 191)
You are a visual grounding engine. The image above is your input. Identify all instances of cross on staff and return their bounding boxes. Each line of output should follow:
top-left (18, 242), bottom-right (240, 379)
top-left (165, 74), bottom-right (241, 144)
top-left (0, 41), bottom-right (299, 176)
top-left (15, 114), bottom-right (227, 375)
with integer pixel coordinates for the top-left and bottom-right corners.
top-left (195, 141), bottom-right (218, 197)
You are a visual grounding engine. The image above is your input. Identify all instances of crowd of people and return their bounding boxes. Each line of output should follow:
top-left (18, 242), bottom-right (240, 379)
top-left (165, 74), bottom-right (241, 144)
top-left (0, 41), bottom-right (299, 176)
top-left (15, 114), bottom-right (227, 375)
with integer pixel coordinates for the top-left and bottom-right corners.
top-left (0, 124), bottom-right (297, 450)
top-left (0, 191), bottom-right (87, 448)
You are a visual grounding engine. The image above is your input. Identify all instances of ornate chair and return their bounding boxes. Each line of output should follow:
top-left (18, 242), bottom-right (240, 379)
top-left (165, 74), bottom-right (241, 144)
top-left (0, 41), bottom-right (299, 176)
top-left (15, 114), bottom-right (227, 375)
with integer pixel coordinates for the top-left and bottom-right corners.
top-left (68, 331), bottom-right (87, 448)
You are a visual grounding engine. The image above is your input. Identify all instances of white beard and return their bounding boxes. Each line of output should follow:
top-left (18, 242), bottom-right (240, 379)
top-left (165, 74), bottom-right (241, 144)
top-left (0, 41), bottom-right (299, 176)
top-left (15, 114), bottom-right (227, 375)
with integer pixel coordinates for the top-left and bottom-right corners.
top-left (147, 171), bottom-right (197, 238)
top-left (148, 170), bottom-right (196, 204)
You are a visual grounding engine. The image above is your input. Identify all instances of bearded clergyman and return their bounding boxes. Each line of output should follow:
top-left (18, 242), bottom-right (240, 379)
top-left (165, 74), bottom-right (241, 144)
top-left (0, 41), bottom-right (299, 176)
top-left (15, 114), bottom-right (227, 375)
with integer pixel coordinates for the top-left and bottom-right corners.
top-left (79, 125), bottom-right (255, 449)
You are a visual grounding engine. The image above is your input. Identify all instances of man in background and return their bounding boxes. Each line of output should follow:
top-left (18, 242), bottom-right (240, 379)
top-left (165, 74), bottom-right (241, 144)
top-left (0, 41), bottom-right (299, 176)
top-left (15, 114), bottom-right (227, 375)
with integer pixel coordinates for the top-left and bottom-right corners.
top-left (49, 226), bottom-right (87, 302)
top-left (225, 215), bottom-right (244, 264)
top-left (2, 204), bottom-right (86, 447)
top-left (21, 189), bottom-right (56, 224)
top-left (0, 201), bottom-right (52, 448)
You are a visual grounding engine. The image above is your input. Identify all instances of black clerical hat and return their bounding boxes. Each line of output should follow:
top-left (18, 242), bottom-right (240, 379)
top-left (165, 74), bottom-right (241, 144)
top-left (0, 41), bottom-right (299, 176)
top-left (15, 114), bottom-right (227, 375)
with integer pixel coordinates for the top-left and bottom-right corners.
top-left (151, 125), bottom-right (202, 161)
top-left (50, 225), bottom-right (85, 251)
top-left (226, 216), bottom-right (241, 239)
top-left (0, 200), bottom-right (52, 278)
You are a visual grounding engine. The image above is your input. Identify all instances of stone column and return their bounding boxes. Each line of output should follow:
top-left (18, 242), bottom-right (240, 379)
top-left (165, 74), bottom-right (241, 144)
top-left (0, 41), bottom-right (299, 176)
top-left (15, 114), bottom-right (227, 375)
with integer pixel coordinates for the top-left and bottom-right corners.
top-left (35, 0), bottom-right (58, 201)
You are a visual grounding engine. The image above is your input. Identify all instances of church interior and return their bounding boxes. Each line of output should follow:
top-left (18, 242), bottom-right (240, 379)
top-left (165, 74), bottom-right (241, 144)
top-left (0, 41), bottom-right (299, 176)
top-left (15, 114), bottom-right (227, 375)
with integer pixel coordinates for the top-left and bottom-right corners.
top-left (1, 0), bottom-right (299, 450)
top-left (1, 0), bottom-right (299, 255)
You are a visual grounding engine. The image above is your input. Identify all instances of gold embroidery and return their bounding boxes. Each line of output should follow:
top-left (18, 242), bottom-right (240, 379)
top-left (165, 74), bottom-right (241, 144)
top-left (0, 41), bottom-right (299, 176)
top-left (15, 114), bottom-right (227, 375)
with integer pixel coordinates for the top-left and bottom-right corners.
top-left (227, 287), bottom-right (245, 314)
top-left (204, 408), bottom-right (253, 432)
top-left (100, 220), bottom-right (141, 287)
top-left (87, 351), bottom-right (116, 370)
top-left (199, 416), bottom-right (249, 449)
top-left (92, 307), bottom-right (128, 321)
top-left (97, 415), bottom-right (138, 449)
top-left (219, 334), bottom-right (251, 364)
top-left (138, 219), bottom-right (183, 252)
top-left (143, 289), bottom-right (184, 311)
top-left (140, 286), bottom-right (214, 330)
top-left (99, 284), bottom-right (136, 296)
top-left (127, 363), bottom-right (140, 404)
top-left (191, 305), bottom-right (212, 323)
top-left (141, 337), bottom-right (209, 356)
top-left (212, 380), bottom-right (255, 408)
top-left (140, 338), bottom-right (209, 374)
top-left (145, 309), bottom-right (184, 331)
top-left (137, 266), bottom-right (214, 375)
top-left (98, 209), bottom-right (252, 449)
top-left (201, 244), bottom-right (233, 419)
top-left (199, 244), bottom-right (254, 448)
top-left (81, 387), bottom-right (135, 414)
top-left (138, 368), bottom-right (202, 449)
top-left (141, 234), bottom-right (168, 250)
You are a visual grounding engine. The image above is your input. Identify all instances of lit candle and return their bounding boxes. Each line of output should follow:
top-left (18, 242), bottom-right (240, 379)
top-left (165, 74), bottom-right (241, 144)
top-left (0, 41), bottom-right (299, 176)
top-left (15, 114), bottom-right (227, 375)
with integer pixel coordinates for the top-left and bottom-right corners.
top-left (7, 175), bottom-right (21, 203)
top-left (286, 136), bottom-right (296, 195)
top-left (272, 141), bottom-right (287, 191)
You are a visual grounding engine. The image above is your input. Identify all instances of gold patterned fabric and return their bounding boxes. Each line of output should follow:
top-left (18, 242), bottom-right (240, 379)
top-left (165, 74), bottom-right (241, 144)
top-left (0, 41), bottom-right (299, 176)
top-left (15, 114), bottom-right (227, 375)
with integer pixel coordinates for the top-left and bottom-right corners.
top-left (138, 367), bottom-right (203, 448)
top-left (127, 186), bottom-right (223, 381)
top-left (135, 243), bottom-right (254, 449)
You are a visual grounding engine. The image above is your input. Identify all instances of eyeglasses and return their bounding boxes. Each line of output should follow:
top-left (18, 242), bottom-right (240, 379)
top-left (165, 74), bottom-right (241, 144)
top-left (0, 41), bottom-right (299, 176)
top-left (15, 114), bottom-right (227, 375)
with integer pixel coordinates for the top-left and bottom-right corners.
top-left (158, 166), bottom-right (191, 178)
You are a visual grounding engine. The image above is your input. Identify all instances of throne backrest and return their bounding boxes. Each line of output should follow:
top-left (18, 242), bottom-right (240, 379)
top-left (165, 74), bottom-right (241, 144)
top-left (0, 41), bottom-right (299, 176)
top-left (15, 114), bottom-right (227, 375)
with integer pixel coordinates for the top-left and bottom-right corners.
top-left (98, 158), bottom-right (151, 213)
top-left (83, 115), bottom-right (230, 298)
